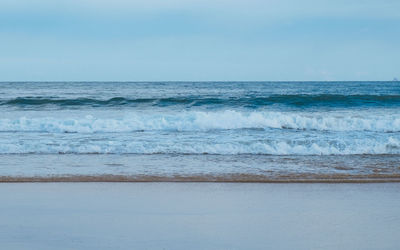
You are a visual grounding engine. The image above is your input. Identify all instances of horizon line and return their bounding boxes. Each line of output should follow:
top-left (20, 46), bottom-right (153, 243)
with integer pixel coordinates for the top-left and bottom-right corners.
top-left (0, 80), bottom-right (398, 83)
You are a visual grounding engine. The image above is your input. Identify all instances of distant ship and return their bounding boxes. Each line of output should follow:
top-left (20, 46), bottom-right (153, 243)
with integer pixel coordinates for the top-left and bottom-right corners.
top-left (393, 77), bottom-right (398, 81)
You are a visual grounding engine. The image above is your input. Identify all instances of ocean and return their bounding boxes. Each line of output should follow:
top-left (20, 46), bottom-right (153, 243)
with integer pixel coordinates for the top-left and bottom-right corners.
top-left (1, 81), bottom-right (400, 181)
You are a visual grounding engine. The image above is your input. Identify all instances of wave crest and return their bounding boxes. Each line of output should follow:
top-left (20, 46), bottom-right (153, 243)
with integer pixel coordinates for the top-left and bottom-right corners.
top-left (2, 94), bottom-right (400, 108)
top-left (1, 110), bottom-right (400, 133)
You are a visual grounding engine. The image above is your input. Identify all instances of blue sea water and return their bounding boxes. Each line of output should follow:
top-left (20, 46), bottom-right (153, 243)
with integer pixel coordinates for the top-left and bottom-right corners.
top-left (1, 81), bottom-right (400, 181)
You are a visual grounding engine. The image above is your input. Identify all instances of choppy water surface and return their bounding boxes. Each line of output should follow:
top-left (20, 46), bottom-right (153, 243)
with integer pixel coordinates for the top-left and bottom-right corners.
top-left (1, 82), bottom-right (400, 181)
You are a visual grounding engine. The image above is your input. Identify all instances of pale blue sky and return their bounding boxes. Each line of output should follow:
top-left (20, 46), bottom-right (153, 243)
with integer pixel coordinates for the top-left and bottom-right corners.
top-left (0, 0), bottom-right (399, 81)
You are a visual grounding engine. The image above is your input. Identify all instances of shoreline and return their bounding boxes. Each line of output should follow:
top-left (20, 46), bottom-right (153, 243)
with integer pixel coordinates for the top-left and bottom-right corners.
top-left (2, 174), bottom-right (400, 183)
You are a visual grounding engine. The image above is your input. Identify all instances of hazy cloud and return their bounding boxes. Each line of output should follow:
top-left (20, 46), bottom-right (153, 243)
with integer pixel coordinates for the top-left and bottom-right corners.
top-left (0, 0), bottom-right (399, 81)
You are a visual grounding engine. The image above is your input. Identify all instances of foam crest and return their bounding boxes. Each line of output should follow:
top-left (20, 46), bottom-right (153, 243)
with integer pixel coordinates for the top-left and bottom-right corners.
top-left (1, 111), bottom-right (400, 133)
top-left (0, 136), bottom-right (399, 155)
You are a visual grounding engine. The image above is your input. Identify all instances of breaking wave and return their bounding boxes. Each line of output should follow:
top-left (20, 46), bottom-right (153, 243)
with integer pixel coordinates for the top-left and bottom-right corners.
top-left (2, 94), bottom-right (400, 108)
top-left (1, 136), bottom-right (399, 155)
top-left (1, 110), bottom-right (400, 133)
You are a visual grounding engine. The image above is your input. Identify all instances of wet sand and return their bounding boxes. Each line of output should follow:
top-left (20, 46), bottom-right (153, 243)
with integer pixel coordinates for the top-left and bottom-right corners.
top-left (2, 174), bottom-right (400, 182)
top-left (1, 183), bottom-right (399, 250)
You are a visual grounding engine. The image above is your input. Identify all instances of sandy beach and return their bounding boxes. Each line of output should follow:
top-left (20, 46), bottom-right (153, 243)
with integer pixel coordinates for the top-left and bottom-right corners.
top-left (1, 183), bottom-right (399, 250)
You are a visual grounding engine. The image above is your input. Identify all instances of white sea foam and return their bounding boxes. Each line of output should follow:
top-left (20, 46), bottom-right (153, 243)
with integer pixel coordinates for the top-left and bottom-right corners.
top-left (1, 110), bottom-right (400, 133)
top-left (0, 135), bottom-right (399, 155)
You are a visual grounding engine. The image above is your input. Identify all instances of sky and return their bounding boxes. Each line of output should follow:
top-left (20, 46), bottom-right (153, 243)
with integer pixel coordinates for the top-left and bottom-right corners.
top-left (0, 0), bottom-right (399, 81)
